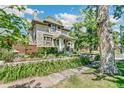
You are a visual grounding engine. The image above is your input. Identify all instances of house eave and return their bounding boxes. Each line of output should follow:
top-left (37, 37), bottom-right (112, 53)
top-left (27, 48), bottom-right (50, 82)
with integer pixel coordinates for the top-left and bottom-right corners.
top-left (54, 34), bottom-right (74, 40)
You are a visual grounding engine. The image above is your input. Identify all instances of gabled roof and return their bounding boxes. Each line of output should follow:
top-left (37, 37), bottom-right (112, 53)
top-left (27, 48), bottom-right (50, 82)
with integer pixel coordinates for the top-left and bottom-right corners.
top-left (31, 16), bottom-right (70, 32)
top-left (43, 16), bottom-right (63, 26)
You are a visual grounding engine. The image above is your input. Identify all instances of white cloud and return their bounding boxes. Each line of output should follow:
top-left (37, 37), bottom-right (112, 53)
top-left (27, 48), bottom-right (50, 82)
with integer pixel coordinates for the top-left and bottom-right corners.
top-left (24, 8), bottom-right (34, 14)
top-left (55, 13), bottom-right (78, 29)
top-left (112, 23), bottom-right (120, 32)
top-left (0, 5), bottom-right (44, 17)
top-left (24, 8), bottom-right (44, 15)
top-left (109, 15), bottom-right (120, 24)
top-left (113, 28), bottom-right (120, 32)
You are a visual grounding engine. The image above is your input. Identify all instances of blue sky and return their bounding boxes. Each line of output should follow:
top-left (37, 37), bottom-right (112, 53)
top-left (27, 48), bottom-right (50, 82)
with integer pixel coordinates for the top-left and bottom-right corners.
top-left (24, 5), bottom-right (87, 28)
top-left (26, 5), bottom-right (85, 19)
top-left (24, 5), bottom-right (124, 31)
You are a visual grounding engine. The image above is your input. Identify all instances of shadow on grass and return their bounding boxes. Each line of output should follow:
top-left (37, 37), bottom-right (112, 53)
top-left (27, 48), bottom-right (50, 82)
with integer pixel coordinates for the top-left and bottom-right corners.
top-left (105, 62), bottom-right (124, 88)
top-left (90, 61), bottom-right (124, 88)
top-left (101, 74), bottom-right (124, 88)
top-left (117, 62), bottom-right (124, 76)
top-left (7, 79), bottom-right (42, 88)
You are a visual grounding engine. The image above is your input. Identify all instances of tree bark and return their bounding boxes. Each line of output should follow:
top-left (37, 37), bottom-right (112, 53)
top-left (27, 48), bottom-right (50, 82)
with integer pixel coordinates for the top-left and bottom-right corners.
top-left (89, 46), bottom-right (92, 54)
top-left (96, 5), bottom-right (120, 75)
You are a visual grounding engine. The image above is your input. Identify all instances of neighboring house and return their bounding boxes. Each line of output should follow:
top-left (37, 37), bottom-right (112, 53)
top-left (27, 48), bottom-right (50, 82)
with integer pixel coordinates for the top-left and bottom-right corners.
top-left (28, 16), bottom-right (74, 52)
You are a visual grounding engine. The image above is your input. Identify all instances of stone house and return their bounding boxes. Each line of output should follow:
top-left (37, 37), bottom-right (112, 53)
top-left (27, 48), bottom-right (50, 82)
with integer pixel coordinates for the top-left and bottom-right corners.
top-left (28, 16), bottom-right (75, 52)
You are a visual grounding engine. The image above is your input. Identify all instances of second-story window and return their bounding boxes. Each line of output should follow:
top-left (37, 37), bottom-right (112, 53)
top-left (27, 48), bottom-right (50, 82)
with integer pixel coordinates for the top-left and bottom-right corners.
top-left (37, 25), bottom-right (49, 32)
top-left (51, 25), bottom-right (56, 32)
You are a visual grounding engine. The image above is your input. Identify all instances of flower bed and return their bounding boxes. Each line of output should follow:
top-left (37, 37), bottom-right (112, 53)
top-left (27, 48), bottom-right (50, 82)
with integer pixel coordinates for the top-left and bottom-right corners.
top-left (0, 57), bottom-right (88, 83)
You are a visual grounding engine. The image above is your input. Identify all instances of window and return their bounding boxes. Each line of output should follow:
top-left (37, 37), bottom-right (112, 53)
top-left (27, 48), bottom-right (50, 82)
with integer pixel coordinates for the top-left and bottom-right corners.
top-left (51, 25), bottom-right (57, 32)
top-left (44, 36), bottom-right (52, 45)
top-left (57, 40), bottom-right (59, 46)
top-left (62, 30), bottom-right (68, 35)
top-left (54, 39), bottom-right (59, 46)
top-left (37, 25), bottom-right (49, 32)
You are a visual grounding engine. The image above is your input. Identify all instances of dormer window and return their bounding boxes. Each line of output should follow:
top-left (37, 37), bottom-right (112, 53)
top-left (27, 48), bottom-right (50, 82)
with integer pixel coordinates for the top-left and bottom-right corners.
top-left (51, 25), bottom-right (56, 32)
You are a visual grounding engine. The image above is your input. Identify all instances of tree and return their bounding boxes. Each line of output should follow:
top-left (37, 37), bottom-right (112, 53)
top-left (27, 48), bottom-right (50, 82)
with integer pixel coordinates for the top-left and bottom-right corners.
top-left (112, 31), bottom-right (119, 47)
top-left (119, 25), bottom-right (124, 54)
top-left (96, 5), bottom-right (120, 75)
top-left (81, 8), bottom-right (98, 53)
top-left (0, 5), bottom-right (29, 49)
top-left (71, 5), bottom-right (124, 75)
top-left (70, 8), bottom-right (99, 53)
top-left (70, 22), bottom-right (89, 51)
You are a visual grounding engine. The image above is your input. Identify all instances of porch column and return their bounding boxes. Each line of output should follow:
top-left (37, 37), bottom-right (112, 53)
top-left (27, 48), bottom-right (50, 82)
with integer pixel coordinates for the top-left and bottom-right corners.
top-left (59, 38), bottom-right (63, 52)
top-left (52, 38), bottom-right (54, 47)
top-left (71, 41), bottom-right (74, 49)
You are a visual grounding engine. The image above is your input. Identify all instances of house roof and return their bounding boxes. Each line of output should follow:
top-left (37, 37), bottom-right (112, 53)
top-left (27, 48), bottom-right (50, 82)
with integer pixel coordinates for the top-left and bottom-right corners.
top-left (43, 16), bottom-right (63, 26)
top-left (31, 16), bottom-right (70, 32)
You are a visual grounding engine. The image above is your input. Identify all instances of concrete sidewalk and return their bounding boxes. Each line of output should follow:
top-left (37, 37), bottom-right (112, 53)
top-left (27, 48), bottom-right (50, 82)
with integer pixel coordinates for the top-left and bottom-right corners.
top-left (115, 54), bottom-right (124, 60)
top-left (0, 66), bottom-right (89, 88)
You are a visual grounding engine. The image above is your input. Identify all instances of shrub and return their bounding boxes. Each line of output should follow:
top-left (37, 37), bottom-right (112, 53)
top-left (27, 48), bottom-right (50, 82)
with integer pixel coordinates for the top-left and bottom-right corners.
top-left (55, 52), bottom-right (67, 57)
top-left (94, 54), bottom-right (100, 61)
top-left (46, 54), bottom-right (56, 59)
top-left (0, 49), bottom-right (15, 62)
top-left (37, 47), bottom-right (58, 56)
top-left (15, 53), bottom-right (29, 58)
top-left (79, 54), bottom-right (91, 65)
top-left (36, 53), bottom-right (44, 58)
top-left (0, 57), bottom-right (85, 83)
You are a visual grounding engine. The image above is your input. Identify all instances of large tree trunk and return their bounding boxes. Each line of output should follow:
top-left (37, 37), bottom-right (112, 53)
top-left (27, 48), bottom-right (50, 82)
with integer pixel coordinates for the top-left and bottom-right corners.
top-left (96, 5), bottom-right (120, 75)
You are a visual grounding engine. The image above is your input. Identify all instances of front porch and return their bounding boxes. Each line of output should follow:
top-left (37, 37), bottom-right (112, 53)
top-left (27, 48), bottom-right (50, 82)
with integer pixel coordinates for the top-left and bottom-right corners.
top-left (53, 34), bottom-right (74, 53)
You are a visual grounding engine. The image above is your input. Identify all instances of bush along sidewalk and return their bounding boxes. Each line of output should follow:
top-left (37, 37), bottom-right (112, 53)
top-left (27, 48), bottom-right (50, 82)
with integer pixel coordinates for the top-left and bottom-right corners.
top-left (0, 57), bottom-right (90, 83)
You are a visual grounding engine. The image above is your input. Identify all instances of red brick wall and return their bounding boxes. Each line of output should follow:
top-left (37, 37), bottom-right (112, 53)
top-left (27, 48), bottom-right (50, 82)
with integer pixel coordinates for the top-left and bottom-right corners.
top-left (13, 44), bottom-right (37, 54)
top-left (25, 45), bottom-right (37, 54)
top-left (13, 45), bottom-right (26, 54)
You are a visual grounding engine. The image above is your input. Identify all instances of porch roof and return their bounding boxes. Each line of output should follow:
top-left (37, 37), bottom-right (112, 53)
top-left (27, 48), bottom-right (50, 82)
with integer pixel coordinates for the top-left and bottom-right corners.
top-left (54, 34), bottom-right (75, 40)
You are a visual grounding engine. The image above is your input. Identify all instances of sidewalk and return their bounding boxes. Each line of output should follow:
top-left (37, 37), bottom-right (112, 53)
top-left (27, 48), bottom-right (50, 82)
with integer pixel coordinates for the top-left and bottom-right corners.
top-left (0, 66), bottom-right (89, 88)
top-left (115, 54), bottom-right (124, 60)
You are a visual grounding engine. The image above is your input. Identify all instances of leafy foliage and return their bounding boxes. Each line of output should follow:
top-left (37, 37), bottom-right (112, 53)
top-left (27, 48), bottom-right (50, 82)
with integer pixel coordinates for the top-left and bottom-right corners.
top-left (79, 54), bottom-right (91, 65)
top-left (113, 5), bottom-right (124, 19)
top-left (0, 58), bottom-right (86, 83)
top-left (0, 5), bottom-right (30, 49)
top-left (70, 7), bottom-right (99, 52)
top-left (37, 47), bottom-right (58, 56)
top-left (0, 49), bottom-right (15, 62)
top-left (112, 31), bottom-right (120, 47)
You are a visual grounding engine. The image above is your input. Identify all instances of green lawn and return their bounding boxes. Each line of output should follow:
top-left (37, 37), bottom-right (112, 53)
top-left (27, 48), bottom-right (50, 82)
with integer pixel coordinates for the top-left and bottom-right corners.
top-left (53, 61), bottom-right (124, 88)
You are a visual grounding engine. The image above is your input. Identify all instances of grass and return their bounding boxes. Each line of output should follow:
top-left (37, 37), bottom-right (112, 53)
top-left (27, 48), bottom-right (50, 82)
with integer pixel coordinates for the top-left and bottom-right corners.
top-left (53, 61), bottom-right (124, 88)
top-left (0, 58), bottom-right (85, 83)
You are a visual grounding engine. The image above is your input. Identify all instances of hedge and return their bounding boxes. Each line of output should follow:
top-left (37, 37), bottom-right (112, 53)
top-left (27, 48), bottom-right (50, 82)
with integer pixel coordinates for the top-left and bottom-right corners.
top-left (0, 57), bottom-right (87, 83)
top-left (37, 47), bottom-right (58, 54)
